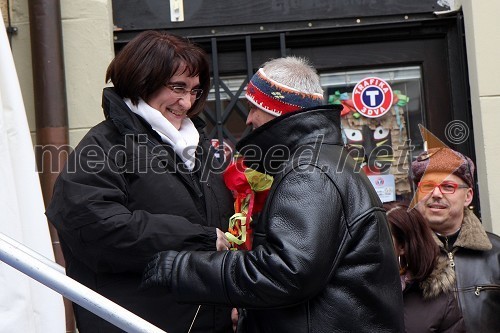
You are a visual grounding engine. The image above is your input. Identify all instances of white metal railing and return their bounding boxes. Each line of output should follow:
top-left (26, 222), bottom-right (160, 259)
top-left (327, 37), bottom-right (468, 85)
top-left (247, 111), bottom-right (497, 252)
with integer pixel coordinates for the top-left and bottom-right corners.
top-left (0, 232), bottom-right (167, 333)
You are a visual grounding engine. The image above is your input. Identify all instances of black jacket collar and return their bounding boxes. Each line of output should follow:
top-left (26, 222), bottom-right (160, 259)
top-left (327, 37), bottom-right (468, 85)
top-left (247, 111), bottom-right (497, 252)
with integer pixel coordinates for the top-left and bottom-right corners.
top-left (236, 105), bottom-right (343, 174)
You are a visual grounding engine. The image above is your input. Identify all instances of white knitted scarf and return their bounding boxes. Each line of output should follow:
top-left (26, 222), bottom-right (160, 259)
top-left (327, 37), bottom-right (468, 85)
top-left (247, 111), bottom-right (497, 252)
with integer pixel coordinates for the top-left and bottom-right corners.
top-left (124, 98), bottom-right (199, 170)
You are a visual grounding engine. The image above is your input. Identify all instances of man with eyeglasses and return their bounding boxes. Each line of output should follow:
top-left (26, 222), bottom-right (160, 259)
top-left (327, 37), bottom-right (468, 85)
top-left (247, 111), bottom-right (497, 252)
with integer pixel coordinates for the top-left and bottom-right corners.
top-left (411, 147), bottom-right (500, 333)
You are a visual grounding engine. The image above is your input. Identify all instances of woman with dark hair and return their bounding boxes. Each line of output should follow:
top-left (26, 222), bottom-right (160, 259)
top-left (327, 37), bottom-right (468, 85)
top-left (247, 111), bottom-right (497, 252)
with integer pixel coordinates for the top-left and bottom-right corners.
top-left (384, 202), bottom-right (466, 333)
top-left (46, 30), bottom-right (234, 332)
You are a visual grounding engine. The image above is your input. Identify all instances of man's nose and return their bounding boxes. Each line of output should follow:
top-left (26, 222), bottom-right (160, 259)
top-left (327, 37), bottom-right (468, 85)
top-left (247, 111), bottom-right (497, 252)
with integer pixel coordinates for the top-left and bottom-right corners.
top-left (245, 116), bottom-right (253, 127)
top-left (431, 185), bottom-right (443, 197)
top-left (245, 110), bottom-right (254, 126)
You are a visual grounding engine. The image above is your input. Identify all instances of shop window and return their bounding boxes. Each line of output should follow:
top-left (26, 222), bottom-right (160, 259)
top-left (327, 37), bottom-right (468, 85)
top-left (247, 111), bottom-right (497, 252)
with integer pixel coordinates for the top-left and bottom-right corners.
top-left (321, 66), bottom-right (425, 202)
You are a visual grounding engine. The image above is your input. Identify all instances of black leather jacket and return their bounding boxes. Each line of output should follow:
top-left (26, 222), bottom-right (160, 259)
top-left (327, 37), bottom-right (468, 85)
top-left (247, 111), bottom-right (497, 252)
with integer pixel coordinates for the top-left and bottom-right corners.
top-left (435, 209), bottom-right (500, 333)
top-left (169, 106), bottom-right (405, 332)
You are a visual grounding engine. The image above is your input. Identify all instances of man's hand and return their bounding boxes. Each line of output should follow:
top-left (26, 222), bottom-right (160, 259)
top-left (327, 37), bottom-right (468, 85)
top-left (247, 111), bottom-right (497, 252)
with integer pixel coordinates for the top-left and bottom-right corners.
top-left (216, 228), bottom-right (230, 251)
top-left (140, 251), bottom-right (178, 290)
top-left (231, 308), bottom-right (239, 332)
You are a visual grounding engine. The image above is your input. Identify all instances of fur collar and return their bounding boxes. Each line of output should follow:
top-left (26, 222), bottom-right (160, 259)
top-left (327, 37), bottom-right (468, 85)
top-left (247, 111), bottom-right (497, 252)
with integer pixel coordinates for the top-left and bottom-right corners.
top-left (431, 209), bottom-right (492, 251)
top-left (453, 209), bottom-right (492, 251)
top-left (419, 255), bottom-right (455, 299)
top-left (421, 210), bottom-right (492, 299)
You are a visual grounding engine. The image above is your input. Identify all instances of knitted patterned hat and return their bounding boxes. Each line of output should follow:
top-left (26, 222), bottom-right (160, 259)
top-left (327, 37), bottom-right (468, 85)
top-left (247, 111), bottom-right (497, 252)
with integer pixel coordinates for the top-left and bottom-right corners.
top-left (245, 68), bottom-right (324, 117)
top-left (411, 147), bottom-right (475, 188)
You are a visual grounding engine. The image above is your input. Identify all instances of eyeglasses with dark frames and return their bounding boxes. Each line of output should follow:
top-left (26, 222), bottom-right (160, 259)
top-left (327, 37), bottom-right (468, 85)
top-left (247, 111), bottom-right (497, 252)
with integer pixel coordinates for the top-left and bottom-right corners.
top-left (418, 181), bottom-right (469, 194)
top-left (165, 84), bottom-right (203, 100)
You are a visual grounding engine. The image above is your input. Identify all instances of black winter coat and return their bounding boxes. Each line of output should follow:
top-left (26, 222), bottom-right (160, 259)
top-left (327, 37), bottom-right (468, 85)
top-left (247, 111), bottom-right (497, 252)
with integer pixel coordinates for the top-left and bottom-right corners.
top-left (167, 106), bottom-right (405, 332)
top-left (403, 286), bottom-right (465, 333)
top-left (403, 255), bottom-right (466, 333)
top-left (46, 88), bottom-right (234, 333)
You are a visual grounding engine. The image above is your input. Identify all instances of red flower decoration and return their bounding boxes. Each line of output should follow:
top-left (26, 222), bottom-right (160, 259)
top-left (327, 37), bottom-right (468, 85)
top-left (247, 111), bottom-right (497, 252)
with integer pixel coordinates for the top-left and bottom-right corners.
top-left (223, 158), bottom-right (273, 250)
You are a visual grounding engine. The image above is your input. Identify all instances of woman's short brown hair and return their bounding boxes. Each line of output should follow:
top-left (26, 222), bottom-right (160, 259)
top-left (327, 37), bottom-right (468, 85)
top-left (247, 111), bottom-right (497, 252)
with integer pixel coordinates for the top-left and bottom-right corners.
top-left (106, 30), bottom-right (210, 117)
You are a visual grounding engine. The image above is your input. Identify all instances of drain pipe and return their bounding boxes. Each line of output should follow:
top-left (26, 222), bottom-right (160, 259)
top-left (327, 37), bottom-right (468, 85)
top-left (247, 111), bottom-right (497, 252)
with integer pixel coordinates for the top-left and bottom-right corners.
top-left (28, 0), bottom-right (74, 331)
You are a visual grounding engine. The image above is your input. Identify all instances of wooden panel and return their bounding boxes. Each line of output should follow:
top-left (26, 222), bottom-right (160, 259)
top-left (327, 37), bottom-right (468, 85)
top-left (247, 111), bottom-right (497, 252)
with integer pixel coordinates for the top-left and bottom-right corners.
top-left (112, 0), bottom-right (449, 31)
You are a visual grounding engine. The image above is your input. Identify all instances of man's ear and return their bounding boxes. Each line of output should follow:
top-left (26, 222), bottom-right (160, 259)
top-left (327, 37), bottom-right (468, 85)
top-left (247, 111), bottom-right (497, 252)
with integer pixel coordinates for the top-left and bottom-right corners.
top-left (464, 188), bottom-right (473, 207)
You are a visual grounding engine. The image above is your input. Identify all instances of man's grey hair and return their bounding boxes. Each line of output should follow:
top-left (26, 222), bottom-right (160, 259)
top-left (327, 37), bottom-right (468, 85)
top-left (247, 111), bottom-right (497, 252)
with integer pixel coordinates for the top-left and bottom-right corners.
top-left (261, 56), bottom-right (324, 96)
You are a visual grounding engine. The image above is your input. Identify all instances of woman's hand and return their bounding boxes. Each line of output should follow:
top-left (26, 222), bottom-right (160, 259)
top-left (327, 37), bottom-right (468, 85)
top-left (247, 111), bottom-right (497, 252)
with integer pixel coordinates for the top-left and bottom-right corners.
top-left (216, 228), bottom-right (230, 251)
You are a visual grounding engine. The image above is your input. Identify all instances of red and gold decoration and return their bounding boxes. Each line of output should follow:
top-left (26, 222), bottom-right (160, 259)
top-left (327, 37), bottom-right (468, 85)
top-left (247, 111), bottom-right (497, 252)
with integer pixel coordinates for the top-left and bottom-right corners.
top-left (223, 158), bottom-right (273, 250)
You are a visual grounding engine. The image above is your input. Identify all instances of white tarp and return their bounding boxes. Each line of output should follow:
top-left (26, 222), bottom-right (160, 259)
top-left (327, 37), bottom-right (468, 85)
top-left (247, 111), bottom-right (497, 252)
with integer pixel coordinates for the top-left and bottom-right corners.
top-left (0, 10), bottom-right (65, 332)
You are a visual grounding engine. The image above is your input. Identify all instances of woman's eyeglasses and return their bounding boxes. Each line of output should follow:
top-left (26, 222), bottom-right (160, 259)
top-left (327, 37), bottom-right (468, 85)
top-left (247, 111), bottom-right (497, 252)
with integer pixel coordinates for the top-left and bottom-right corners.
top-left (418, 181), bottom-right (469, 194)
top-left (165, 84), bottom-right (203, 100)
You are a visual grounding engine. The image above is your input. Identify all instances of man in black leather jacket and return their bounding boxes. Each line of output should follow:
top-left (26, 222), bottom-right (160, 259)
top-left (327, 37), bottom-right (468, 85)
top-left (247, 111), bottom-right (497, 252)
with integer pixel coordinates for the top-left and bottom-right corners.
top-left (142, 56), bottom-right (405, 332)
top-left (411, 147), bottom-right (500, 333)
